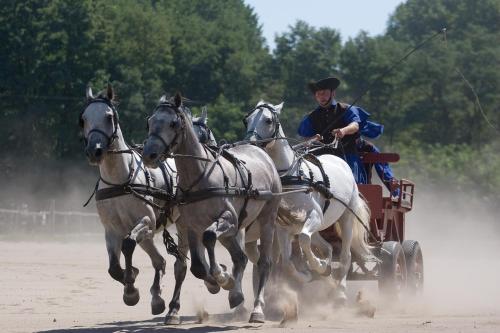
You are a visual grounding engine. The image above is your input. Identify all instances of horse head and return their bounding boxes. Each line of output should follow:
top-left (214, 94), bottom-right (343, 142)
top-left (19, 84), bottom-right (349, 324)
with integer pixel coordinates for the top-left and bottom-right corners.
top-left (243, 100), bottom-right (284, 147)
top-left (143, 92), bottom-right (189, 167)
top-left (79, 84), bottom-right (120, 165)
top-left (192, 106), bottom-right (217, 146)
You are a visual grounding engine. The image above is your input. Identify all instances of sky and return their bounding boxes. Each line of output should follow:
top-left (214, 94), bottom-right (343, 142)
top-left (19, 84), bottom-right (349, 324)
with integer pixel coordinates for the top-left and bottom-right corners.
top-left (244, 0), bottom-right (405, 49)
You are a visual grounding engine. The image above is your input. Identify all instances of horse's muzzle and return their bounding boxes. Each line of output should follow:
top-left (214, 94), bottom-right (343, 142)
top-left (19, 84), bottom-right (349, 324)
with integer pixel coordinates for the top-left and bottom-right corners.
top-left (142, 140), bottom-right (165, 168)
top-left (85, 140), bottom-right (106, 165)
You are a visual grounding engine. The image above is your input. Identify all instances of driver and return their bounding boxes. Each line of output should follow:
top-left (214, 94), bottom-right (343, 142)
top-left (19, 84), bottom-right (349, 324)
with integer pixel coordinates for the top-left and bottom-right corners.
top-left (298, 76), bottom-right (366, 183)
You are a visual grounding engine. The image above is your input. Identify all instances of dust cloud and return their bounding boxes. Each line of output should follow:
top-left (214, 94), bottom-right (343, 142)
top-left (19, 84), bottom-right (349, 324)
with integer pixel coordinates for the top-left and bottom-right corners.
top-left (257, 182), bottom-right (500, 323)
top-left (405, 184), bottom-right (500, 315)
top-left (0, 160), bottom-right (98, 212)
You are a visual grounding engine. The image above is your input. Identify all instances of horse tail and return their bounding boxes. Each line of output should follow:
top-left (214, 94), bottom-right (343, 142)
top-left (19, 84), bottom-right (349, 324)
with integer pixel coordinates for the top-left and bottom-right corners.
top-left (350, 192), bottom-right (377, 262)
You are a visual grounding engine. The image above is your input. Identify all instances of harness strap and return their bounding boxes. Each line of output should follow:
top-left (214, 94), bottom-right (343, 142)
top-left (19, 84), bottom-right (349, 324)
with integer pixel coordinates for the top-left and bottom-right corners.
top-left (280, 154), bottom-right (333, 213)
top-left (203, 146), bottom-right (254, 228)
top-left (163, 228), bottom-right (188, 260)
top-left (95, 184), bottom-right (168, 200)
top-left (83, 179), bottom-right (100, 207)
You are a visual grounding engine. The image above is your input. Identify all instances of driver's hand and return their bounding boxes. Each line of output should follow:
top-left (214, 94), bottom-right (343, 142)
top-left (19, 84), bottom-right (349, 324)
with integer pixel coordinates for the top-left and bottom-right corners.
top-left (332, 128), bottom-right (345, 138)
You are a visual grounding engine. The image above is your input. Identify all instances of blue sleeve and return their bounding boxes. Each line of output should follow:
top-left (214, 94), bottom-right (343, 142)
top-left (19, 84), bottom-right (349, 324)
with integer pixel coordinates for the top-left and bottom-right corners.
top-left (342, 107), bottom-right (361, 125)
top-left (298, 115), bottom-right (316, 137)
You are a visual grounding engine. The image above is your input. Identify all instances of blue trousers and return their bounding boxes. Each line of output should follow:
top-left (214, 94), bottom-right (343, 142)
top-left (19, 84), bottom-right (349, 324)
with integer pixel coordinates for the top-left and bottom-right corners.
top-left (345, 154), bottom-right (367, 184)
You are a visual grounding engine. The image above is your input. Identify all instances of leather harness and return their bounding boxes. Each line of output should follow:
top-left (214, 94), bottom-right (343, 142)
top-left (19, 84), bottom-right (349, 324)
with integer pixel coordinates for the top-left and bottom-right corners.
top-left (280, 153), bottom-right (333, 214)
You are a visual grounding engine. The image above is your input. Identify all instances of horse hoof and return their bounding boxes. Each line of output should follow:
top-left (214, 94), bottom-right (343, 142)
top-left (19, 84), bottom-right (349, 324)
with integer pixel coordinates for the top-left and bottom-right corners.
top-left (229, 291), bottom-right (244, 309)
top-left (123, 286), bottom-right (140, 306)
top-left (164, 313), bottom-right (181, 325)
top-left (249, 311), bottom-right (265, 323)
top-left (204, 280), bottom-right (221, 294)
top-left (220, 276), bottom-right (235, 291)
top-left (151, 297), bottom-right (166, 315)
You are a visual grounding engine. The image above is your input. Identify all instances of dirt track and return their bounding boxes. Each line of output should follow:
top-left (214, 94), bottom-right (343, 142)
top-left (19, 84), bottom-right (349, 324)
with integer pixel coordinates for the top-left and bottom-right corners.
top-left (1, 186), bottom-right (500, 333)
top-left (1, 233), bottom-right (499, 333)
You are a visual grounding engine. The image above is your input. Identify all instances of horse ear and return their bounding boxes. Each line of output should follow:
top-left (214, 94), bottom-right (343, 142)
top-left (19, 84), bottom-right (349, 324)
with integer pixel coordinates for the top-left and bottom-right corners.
top-left (275, 102), bottom-right (284, 114)
top-left (174, 92), bottom-right (182, 108)
top-left (201, 106), bottom-right (208, 124)
top-left (106, 83), bottom-right (114, 100)
top-left (86, 86), bottom-right (94, 100)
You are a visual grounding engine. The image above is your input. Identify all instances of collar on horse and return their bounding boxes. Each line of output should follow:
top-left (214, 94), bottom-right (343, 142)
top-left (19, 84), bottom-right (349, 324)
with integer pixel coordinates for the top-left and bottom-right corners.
top-left (280, 153), bottom-right (333, 214)
top-left (83, 150), bottom-right (175, 228)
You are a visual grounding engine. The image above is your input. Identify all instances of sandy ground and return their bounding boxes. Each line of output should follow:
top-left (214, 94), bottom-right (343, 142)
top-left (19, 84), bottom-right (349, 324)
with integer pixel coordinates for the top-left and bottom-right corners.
top-left (1, 236), bottom-right (499, 333)
top-left (2, 189), bottom-right (500, 332)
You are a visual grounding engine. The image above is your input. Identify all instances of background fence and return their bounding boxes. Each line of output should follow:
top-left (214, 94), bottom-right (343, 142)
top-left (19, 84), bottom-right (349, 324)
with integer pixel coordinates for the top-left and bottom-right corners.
top-left (0, 204), bottom-right (102, 235)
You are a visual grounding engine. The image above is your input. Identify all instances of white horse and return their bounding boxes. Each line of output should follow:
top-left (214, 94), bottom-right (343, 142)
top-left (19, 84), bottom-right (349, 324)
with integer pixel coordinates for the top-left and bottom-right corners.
top-left (80, 85), bottom-right (187, 324)
top-left (244, 101), bottom-right (375, 302)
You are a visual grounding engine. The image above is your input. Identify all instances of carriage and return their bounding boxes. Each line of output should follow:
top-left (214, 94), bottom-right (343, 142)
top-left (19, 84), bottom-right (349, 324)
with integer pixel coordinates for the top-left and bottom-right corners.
top-left (81, 90), bottom-right (423, 324)
top-left (319, 151), bottom-right (423, 296)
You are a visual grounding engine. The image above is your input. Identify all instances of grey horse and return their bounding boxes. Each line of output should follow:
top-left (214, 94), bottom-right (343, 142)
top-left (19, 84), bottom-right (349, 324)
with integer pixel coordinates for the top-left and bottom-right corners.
top-left (80, 85), bottom-right (187, 324)
top-left (142, 93), bottom-right (282, 323)
top-left (192, 106), bottom-right (217, 146)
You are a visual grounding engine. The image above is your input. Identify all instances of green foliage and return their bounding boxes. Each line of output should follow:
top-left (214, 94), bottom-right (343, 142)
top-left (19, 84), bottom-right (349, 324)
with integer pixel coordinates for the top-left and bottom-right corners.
top-left (391, 140), bottom-right (500, 202)
top-left (0, 0), bottom-right (499, 200)
top-left (204, 95), bottom-right (245, 142)
top-left (272, 20), bottom-right (342, 106)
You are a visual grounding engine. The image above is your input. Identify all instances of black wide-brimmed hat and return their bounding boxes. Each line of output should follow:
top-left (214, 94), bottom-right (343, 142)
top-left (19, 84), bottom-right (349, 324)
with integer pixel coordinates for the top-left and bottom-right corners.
top-left (307, 77), bottom-right (341, 93)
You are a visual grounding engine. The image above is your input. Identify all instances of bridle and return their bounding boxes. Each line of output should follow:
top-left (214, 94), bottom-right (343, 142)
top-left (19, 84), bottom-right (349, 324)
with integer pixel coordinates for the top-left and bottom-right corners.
top-left (146, 101), bottom-right (187, 158)
top-left (243, 104), bottom-right (281, 145)
top-left (79, 98), bottom-right (120, 146)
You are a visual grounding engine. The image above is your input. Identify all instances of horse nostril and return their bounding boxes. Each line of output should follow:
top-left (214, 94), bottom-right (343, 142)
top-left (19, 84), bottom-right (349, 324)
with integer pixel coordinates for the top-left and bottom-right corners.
top-left (95, 148), bottom-right (103, 158)
top-left (149, 153), bottom-right (158, 161)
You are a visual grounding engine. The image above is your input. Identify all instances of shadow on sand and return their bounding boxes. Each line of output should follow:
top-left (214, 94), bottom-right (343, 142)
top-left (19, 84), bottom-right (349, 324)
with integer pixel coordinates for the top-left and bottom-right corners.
top-left (36, 313), bottom-right (265, 333)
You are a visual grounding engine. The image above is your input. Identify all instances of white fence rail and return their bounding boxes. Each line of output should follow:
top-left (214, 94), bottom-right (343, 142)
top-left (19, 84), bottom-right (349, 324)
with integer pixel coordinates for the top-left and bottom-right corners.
top-left (0, 207), bottom-right (102, 234)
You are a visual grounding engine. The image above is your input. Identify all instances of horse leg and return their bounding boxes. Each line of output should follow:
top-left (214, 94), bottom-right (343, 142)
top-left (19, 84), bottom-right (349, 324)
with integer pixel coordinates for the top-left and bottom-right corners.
top-left (249, 216), bottom-right (275, 323)
top-left (276, 225), bottom-right (313, 283)
top-left (202, 210), bottom-right (238, 291)
top-left (334, 211), bottom-right (354, 305)
top-left (105, 230), bottom-right (125, 284)
top-left (187, 229), bottom-right (220, 294)
top-left (219, 230), bottom-right (248, 309)
top-left (298, 209), bottom-right (332, 276)
top-left (311, 232), bottom-right (334, 271)
top-left (122, 236), bottom-right (140, 306)
top-left (245, 240), bottom-right (260, 265)
top-left (164, 223), bottom-right (189, 325)
top-left (138, 238), bottom-right (166, 316)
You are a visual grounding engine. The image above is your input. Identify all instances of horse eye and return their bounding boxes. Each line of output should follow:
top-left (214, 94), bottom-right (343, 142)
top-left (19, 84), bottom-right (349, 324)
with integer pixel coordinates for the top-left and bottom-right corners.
top-left (170, 120), bottom-right (178, 128)
top-left (265, 118), bottom-right (273, 125)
